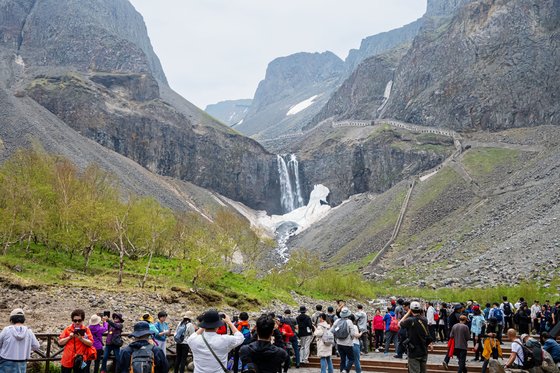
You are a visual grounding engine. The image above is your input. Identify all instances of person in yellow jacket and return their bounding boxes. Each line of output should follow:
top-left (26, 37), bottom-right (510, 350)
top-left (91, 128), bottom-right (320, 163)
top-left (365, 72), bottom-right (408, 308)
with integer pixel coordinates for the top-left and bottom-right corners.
top-left (481, 317), bottom-right (502, 373)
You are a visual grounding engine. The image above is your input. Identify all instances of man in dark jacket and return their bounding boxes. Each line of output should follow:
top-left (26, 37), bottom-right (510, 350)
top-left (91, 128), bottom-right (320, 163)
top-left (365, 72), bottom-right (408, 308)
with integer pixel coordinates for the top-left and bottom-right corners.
top-left (240, 315), bottom-right (288, 373)
top-left (399, 302), bottom-right (433, 373)
top-left (296, 306), bottom-right (314, 364)
top-left (118, 321), bottom-right (168, 373)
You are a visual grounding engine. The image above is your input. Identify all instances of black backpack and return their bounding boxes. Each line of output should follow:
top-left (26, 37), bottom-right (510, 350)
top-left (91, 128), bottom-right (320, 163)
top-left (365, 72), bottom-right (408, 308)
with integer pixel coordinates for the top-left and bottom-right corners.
top-left (503, 303), bottom-right (513, 316)
top-left (130, 344), bottom-right (155, 373)
top-left (514, 341), bottom-right (537, 369)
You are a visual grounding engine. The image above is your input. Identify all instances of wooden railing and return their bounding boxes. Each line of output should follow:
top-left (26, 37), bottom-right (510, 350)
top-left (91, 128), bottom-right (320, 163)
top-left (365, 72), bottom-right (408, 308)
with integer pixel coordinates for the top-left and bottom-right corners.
top-left (28, 333), bottom-right (177, 373)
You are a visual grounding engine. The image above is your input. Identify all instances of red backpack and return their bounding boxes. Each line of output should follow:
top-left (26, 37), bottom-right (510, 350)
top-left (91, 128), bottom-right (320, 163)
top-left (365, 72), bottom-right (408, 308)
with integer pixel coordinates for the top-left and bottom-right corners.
top-left (434, 312), bottom-right (440, 322)
top-left (389, 315), bottom-right (400, 332)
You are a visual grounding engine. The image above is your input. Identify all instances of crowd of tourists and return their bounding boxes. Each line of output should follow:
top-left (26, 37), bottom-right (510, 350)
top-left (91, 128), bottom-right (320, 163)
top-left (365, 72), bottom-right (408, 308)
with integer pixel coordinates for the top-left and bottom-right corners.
top-left (0, 296), bottom-right (559, 373)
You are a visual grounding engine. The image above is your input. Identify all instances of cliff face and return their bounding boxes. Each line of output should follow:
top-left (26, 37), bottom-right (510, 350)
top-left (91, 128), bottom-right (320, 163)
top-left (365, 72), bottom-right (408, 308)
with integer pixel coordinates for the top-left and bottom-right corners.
top-left (205, 99), bottom-right (252, 126)
top-left (383, 0), bottom-right (560, 131)
top-left (344, 19), bottom-right (423, 73)
top-left (308, 46), bottom-right (408, 129)
top-left (0, 0), bottom-right (284, 213)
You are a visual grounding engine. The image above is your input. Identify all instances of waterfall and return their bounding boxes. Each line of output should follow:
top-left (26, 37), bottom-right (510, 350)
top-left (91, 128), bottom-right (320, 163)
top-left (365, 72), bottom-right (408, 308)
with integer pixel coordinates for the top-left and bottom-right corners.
top-left (288, 154), bottom-right (304, 207)
top-left (277, 154), bottom-right (305, 213)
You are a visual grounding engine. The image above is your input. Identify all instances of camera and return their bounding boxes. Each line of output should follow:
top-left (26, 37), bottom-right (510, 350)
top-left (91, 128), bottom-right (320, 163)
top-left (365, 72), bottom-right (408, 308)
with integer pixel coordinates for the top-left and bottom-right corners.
top-left (74, 328), bottom-right (85, 336)
top-left (219, 313), bottom-right (226, 319)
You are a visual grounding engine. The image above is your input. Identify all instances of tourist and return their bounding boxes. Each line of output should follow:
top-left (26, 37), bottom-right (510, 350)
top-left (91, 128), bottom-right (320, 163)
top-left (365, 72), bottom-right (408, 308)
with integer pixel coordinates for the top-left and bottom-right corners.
top-left (282, 309), bottom-right (300, 368)
top-left (58, 309), bottom-right (95, 373)
top-left (515, 304), bottom-right (531, 335)
top-left (551, 302), bottom-right (560, 327)
top-left (314, 313), bottom-right (335, 373)
top-left (426, 302), bottom-right (437, 343)
top-left (336, 300), bottom-right (346, 318)
top-left (383, 306), bottom-right (398, 355)
top-left (541, 332), bottom-right (560, 364)
top-left (326, 307), bottom-right (337, 325)
top-left (154, 311), bottom-right (170, 356)
top-left (187, 310), bottom-right (245, 373)
top-left (349, 315), bottom-right (363, 373)
top-left (296, 306), bottom-right (314, 364)
top-left (89, 313), bottom-right (108, 373)
top-left (487, 303), bottom-right (504, 343)
top-left (332, 307), bottom-right (354, 373)
top-left (141, 313), bottom-right (159, 338)
top-left (450, 315), bottom-right (470, 373)
top-left (443, 304), bottom-right (464, 369)
top-left (276, 318), bottom-right (294, 372)
top-left (118, 321), bottom-right (168, 373)
top-left (540, 305), bottom-right (552, 333)
top-left (372, 308), bottom-right (384, 352)
top-left (232, 312), bottom-right (253, 373)
top-left (240, 315), bottom-right (288, 373)
top-left (480, 318), bottom-right (502, 373)
top-left (399, 302), bottom-right (433, 373)
top-left (312, 305), bottom-right (324, 326)
top-left (101, 313), bottom-right (124, 373)
top-left (470, 306), bottom-right (485, 361)
top-left (483, 303), bottom-right (491, 321)
top-left (439, 303), bottom-right (449, 342)
top-left (531, 300), bottom-right (541, 333)
top-left (174, 312), bottom-right (196, 373)
top-left (500, 297), bottom-right (515, 332)
top-left (504, 329), bottom-right (524, 369)
top-left (355, 304), bottom-right (369, 354)
top-left (395, 301), bottom-right (410, 359)
top-left (0, 308), bottom-right (40, 373)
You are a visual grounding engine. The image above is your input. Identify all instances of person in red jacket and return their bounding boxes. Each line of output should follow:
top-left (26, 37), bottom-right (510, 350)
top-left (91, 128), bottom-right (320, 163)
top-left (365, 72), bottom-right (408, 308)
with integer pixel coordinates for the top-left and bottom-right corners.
top-left (276, 319), bottom-right (294, 373)
top-left (372, 308), bottom-right (385, 352)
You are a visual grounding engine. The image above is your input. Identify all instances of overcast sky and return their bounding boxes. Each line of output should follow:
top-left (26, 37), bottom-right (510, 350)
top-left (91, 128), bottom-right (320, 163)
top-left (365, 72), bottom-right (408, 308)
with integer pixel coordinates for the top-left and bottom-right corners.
top-left (129, 1), bottom-right (427, 109)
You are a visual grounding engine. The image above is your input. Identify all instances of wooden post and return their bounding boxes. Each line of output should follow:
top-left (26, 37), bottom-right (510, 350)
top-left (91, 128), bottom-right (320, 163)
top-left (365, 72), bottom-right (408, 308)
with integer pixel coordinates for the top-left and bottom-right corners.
top-left (45, 335), bottom-right (52, 373)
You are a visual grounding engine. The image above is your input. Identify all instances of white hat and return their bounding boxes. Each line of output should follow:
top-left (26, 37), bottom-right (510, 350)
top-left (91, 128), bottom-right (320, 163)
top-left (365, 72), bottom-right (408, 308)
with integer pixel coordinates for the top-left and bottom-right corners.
top-left (410, 302), bottom-right (422, 312)
top-left (10, 308), bottom-right (24, 317)
top-left (89, 314), bottom-right (102, 326)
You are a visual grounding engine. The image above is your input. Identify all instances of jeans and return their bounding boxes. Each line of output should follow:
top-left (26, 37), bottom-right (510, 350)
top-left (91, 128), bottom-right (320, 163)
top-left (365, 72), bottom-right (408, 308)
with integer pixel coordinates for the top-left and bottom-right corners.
top-left (101, 344), bottom-right (120, 372)
top-left (320, 356), bottom-right (334, 373)
top-left (351, 344), bottom-right (362, 373)
top-left (384, 330), bottom-right (398, 353)
top-left (290, 337), bottom-right (300, 366)
top-left (92, 348), bottom-right (103, 373)
top-left (374, 330), bottom-right (384, 349)
top-left (338, 345), bottom-right (354, 372)
top-left (396, 329), bottom-right (407, 357)
top-left (428, 325), bottom-right (437, 342)
top-left (408, 355), bottom-right (428, 373)
top-left (359, 332), bottom-right (369, 353)
top-left (175, 343), bottom-right (190, 373)
top-left (456, 348), bottom-right (467, 373)
top-left (0, 359), bottom-right (27, 373)
top-left (300, 335), bottom-right (313, 362)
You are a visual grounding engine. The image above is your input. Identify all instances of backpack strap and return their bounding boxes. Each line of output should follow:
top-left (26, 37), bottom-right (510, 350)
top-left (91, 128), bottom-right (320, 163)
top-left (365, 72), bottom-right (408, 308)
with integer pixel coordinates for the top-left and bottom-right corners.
top-left (201, 334), bottom-right (229, 373)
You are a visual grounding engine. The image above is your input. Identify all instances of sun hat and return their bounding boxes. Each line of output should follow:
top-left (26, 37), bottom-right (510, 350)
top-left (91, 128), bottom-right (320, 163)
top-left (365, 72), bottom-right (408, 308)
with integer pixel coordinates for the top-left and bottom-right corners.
top-left (199, 310), bottom-right (224, 329)
top-left (112, 313), bottom-right (125, 322)
top-left (410, 301), bottom-right (422, 312)
top-left (182, 311), bottom-right (195, 320)
top-left (10, 308), bottom-right (24, 317)
top-left (299, 306), bottom-right (307, 313)
top-left (89, 314), bottom-right (102, 326)
top-left (340, 307), bottom-right (352, 318)
top-left (130, 321), bottom-right (153, 338)
top-left (141, 313), bottom-right (154, 324)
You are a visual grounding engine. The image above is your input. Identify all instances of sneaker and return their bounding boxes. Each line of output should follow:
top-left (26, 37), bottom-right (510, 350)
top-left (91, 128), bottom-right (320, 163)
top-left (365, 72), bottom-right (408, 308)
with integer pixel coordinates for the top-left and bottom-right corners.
top-left (342, 370), bottom-right (348, 373)
top-left (375, 348), bottom-right (380, 353)
top-left (442, 362), bottom-right (449, 370)
top-left (393, 355), bottom-right (402, 359)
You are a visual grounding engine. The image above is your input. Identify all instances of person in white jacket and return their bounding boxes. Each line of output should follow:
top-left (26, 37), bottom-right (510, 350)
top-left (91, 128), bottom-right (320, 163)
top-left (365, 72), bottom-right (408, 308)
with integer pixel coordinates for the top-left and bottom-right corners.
top-left (426, 302), bottom-right (437, 342)
top-left (313, 314), bottom-right (334, 373)
top-left (0, 308), bottom-right (41, 372)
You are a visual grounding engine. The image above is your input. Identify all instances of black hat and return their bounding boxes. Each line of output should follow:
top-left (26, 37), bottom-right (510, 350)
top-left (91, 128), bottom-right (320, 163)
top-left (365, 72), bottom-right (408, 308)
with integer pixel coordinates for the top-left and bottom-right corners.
top-left (299, 306), bottom-right (307, 313)
top-left (199, 310), bottom-right (224, 329)
top-left (112, 313), bottom-right (124, 322)
top-left (130, 321), bottom-right (153, 338)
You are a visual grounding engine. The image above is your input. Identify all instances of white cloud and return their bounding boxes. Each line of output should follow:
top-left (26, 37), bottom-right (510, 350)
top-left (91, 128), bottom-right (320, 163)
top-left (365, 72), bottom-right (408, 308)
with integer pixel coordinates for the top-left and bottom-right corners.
top-left (129, 0), bottom-right (427, 108)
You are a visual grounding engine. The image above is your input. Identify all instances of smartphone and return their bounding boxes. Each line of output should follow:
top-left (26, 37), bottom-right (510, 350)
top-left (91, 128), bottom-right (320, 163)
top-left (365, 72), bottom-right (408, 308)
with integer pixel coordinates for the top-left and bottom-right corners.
top-left (103, 311), bottom-right (111, 318)
top-left (75, 329), bottom-right (85, 336)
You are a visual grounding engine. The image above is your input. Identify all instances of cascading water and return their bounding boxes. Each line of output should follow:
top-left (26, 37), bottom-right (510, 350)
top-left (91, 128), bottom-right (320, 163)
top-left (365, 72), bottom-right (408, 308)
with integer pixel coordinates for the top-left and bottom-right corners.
top-left (277, 154), bottom-right (305, 213)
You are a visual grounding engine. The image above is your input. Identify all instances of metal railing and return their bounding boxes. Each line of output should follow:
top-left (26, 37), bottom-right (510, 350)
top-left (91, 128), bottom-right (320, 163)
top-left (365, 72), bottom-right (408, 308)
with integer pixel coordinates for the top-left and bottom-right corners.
top-left (28, 333), bottom-right (177, 373)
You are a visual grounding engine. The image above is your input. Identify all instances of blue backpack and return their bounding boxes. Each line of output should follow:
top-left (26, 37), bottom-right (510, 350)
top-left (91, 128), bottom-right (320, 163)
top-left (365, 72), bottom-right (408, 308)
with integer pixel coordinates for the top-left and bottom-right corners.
top-left (493, 308), bottom-right (504, 323)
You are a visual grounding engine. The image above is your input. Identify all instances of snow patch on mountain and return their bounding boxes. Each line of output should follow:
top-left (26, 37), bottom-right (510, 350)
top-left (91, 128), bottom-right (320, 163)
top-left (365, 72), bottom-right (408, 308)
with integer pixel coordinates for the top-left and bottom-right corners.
top-left (287, 95), bottom-right (320, 116)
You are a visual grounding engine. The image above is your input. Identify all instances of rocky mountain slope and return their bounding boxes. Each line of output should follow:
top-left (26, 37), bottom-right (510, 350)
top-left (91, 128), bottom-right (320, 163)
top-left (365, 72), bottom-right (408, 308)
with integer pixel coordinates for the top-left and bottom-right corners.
top-left (235, 52), bottom-right (344, 139)
top-left (205, 99), bottom-right (252, 126)
top-left (290, 126), bottom-right (560, 288)
top-left (0, 0), bottom-right (284, 213)
top-left (382, 0), bottom-right (560, 131)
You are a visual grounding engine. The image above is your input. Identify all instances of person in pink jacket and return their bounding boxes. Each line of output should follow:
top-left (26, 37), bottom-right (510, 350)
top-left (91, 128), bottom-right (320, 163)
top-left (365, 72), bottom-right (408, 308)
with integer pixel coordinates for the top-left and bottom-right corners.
top-left (372, 309), bottom-right (385, 352)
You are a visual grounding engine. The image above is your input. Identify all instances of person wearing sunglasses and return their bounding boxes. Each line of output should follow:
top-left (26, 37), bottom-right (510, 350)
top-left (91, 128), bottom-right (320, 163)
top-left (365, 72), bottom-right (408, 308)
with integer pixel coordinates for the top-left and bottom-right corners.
top-left (58, 309), bottom-right (94, 373)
